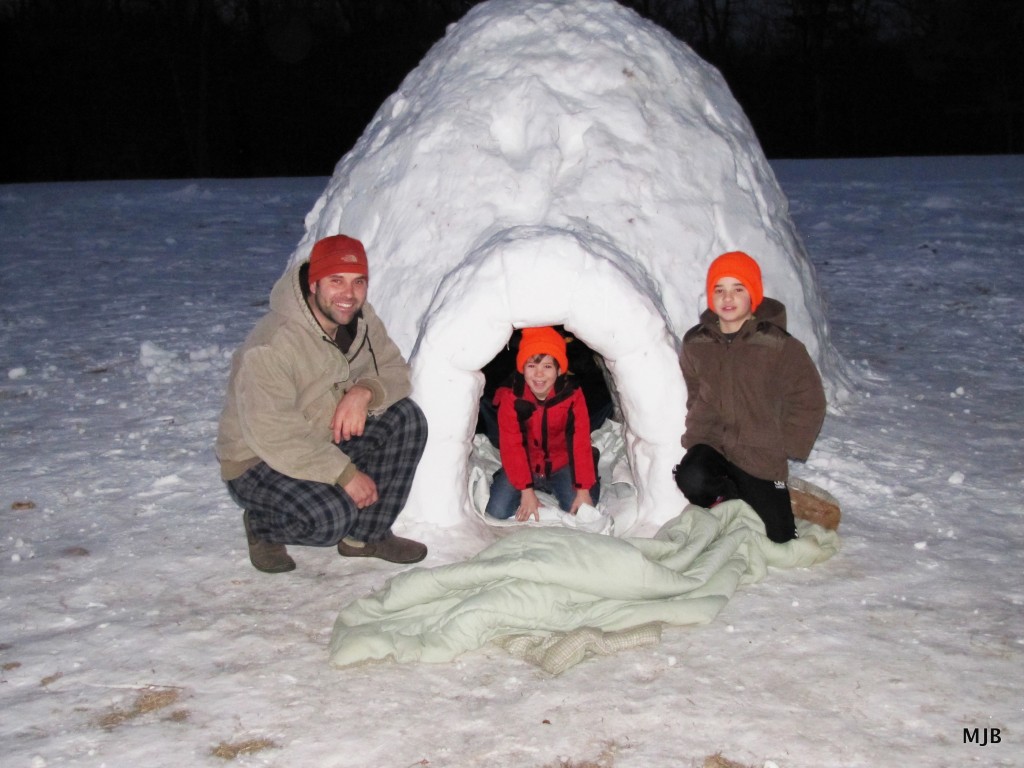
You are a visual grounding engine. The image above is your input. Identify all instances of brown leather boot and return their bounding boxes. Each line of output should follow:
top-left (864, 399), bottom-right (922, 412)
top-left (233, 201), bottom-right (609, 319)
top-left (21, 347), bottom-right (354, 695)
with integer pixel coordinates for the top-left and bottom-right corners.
top-left (337, 531), bottom-right (427, 564)
top-left (243, 511), bottom-right (296, 573)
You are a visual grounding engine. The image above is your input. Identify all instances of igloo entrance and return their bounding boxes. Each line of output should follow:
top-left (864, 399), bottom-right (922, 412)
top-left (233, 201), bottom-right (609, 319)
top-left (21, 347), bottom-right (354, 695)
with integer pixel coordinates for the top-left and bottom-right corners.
top-left (403, 228), bottom-right (686, 535)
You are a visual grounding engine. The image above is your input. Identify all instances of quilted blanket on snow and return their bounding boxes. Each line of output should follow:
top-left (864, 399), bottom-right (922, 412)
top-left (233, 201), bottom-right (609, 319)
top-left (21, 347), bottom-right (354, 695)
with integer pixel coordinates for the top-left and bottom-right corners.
top-left (328, 500), bottom-right (839, 670)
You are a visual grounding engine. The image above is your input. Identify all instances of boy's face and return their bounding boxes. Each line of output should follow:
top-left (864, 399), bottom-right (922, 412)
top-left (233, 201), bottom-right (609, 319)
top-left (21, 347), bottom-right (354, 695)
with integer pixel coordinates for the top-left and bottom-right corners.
top-left (523, 355), bottom-right (559, 400)
top-left (712, 276), bottom-right (753, 333)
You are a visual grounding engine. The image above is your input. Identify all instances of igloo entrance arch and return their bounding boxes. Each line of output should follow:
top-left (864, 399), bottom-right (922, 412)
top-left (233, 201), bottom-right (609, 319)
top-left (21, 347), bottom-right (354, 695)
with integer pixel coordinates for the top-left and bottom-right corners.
top-left (406, 226), bottom-right (685, 533)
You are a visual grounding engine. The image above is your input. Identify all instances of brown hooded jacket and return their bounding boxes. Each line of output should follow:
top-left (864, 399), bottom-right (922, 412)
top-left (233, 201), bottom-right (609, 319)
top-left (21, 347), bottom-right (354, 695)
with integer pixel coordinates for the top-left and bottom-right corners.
top-left (680, 297), bottom-right (826, 481)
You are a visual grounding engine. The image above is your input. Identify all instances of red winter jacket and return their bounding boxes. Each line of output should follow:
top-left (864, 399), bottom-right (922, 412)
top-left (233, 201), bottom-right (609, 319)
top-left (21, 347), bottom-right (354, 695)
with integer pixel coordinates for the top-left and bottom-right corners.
top-left (494, 377), bottom-right (597, 491)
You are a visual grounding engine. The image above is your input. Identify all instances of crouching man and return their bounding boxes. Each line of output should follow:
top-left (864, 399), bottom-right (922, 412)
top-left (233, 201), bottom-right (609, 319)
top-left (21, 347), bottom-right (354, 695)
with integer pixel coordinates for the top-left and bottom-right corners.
top-left (216, 234), bottom-right (428, 573)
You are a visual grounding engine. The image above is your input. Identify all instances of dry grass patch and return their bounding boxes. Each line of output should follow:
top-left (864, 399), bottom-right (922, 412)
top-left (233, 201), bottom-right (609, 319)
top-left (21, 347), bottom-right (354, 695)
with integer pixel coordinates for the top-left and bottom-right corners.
top-left (703, 754), bottom-right (755, 768)
top-left (544, 740), bottom-right (621, 768)
top-left (210, 738), bottom-right (279, 759)
top-left (97, 686), bottom-right (183, 729)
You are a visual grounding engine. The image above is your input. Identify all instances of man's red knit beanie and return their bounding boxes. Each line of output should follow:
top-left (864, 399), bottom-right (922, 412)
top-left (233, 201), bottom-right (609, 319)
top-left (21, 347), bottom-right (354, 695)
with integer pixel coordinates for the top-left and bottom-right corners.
top-left (706, 251), bottom-right (764, 312)
top-left (516, 327), bottom-right (569, 374)
top-left (308, 235), bottom-right (368, 287)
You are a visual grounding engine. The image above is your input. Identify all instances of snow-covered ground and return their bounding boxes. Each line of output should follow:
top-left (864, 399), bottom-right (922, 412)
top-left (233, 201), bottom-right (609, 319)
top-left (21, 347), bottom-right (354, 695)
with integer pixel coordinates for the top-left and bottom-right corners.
top-left (2, 153), bottom-right (1022, 767)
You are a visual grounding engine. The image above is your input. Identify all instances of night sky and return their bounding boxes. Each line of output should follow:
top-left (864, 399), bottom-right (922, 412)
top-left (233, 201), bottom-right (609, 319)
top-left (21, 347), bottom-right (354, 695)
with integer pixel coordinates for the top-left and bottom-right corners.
top-left (2, 0), bottom-right (1020, 184)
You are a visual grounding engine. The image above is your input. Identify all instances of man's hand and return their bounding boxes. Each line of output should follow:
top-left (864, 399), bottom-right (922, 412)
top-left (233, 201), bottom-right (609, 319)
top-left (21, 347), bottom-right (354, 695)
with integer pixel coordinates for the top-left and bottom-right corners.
top-left (332, 385), bottom-right (373, 443)
top-left (515, 488), bottom-right (541, 522)
top-left (342, 470), bottom-right (379, 509)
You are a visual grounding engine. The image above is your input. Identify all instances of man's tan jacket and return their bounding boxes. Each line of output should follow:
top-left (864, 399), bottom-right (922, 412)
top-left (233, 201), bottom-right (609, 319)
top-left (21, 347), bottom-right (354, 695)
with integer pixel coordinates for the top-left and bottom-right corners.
top-left (216, 262), bottom-right (411, 487)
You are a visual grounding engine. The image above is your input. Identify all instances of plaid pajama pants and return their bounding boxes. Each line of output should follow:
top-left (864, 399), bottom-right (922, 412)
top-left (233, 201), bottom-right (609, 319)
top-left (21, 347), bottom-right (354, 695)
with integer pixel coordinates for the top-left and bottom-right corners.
top-left (226, 398), bottom-right (427, 546)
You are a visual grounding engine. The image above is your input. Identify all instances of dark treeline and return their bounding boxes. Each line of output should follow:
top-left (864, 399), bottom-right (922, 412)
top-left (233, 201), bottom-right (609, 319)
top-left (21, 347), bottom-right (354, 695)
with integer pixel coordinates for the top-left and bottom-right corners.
top-left (2, 0), bottom-right (1021, 182)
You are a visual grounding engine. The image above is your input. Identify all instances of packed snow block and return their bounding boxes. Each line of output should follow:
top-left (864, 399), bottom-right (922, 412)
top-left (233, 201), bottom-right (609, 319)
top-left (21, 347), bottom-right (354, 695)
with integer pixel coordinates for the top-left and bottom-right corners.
top-left (291, 0), bottom-right (845, 532)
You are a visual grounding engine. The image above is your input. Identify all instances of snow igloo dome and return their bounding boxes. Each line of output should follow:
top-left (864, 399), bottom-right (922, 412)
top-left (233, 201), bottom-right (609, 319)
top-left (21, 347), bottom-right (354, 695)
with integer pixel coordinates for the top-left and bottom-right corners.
top-left (291, 0), bottom-right (842, 535)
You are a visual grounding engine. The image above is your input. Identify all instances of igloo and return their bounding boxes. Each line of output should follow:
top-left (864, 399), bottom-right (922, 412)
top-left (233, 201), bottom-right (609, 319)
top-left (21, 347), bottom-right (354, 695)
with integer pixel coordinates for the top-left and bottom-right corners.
top-left (290, 0), bottom-right (844, 535)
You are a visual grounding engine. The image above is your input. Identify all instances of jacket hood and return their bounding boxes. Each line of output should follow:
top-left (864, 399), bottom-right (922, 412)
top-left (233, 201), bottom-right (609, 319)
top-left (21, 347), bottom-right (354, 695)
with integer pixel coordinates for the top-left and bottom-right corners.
top-left (753, 297), bottom-right (787, 330)
top-left (269, 262), bottom-right (320, 334)
top-left (269, 262), bottom-right (309, 323)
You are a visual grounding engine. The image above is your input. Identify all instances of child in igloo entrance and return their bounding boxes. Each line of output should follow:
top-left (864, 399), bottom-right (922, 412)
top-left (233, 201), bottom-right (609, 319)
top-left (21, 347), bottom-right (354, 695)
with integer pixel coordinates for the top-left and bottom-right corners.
top-left (485, 327), bottom-right (601, 522)
top-left (673, 251), bottom-right (827, 542)
top-left (477, 327), bottom-right (613, 450)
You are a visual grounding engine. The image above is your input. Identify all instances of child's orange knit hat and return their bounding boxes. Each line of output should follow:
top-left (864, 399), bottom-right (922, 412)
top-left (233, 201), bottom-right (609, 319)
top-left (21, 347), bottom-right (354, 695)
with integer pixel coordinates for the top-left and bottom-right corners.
top-left (516, 327), bottom-right (569, 373)
top-left (706, 251), bottom-right (763, 312)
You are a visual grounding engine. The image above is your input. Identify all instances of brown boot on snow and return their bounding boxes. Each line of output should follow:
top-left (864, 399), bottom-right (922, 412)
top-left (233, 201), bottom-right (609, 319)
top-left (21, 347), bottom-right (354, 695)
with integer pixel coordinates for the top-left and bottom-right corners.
top-left (337, 531), bottom-right (427, 564)
top-left (243, 510), bottom-right (296, 573)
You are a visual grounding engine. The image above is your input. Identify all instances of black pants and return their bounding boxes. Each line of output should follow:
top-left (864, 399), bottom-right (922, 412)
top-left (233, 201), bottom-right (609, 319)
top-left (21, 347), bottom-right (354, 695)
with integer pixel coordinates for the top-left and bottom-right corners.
top-left (673, 443), bottom-right (796, 543)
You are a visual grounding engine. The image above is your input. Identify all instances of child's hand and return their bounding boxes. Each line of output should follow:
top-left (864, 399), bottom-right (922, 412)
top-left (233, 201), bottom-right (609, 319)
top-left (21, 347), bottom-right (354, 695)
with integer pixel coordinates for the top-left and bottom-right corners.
top-left (515, 489), bottom-right (541, 522)
top-left (569, 489), bottom-right (593, 516)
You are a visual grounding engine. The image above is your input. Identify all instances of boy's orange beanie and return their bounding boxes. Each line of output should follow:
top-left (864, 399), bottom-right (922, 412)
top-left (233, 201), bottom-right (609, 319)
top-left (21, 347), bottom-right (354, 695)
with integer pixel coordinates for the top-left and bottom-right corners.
top-left (308, 235), bottom-right (368, 287)
top-left (706, 251), bottom-right (764, 312)
top-left (516, 327), bottom-right (569, 373)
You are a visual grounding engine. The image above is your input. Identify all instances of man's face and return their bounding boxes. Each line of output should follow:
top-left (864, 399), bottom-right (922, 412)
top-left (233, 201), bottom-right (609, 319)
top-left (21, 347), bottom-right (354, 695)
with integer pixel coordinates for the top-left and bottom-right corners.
top-left (309, 272), bottom-right (367, 334)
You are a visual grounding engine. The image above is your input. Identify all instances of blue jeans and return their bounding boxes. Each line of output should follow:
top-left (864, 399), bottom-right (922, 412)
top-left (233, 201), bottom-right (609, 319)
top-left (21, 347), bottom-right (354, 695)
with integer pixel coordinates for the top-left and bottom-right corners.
top-left (485, 465), bottom-right (601, 520)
